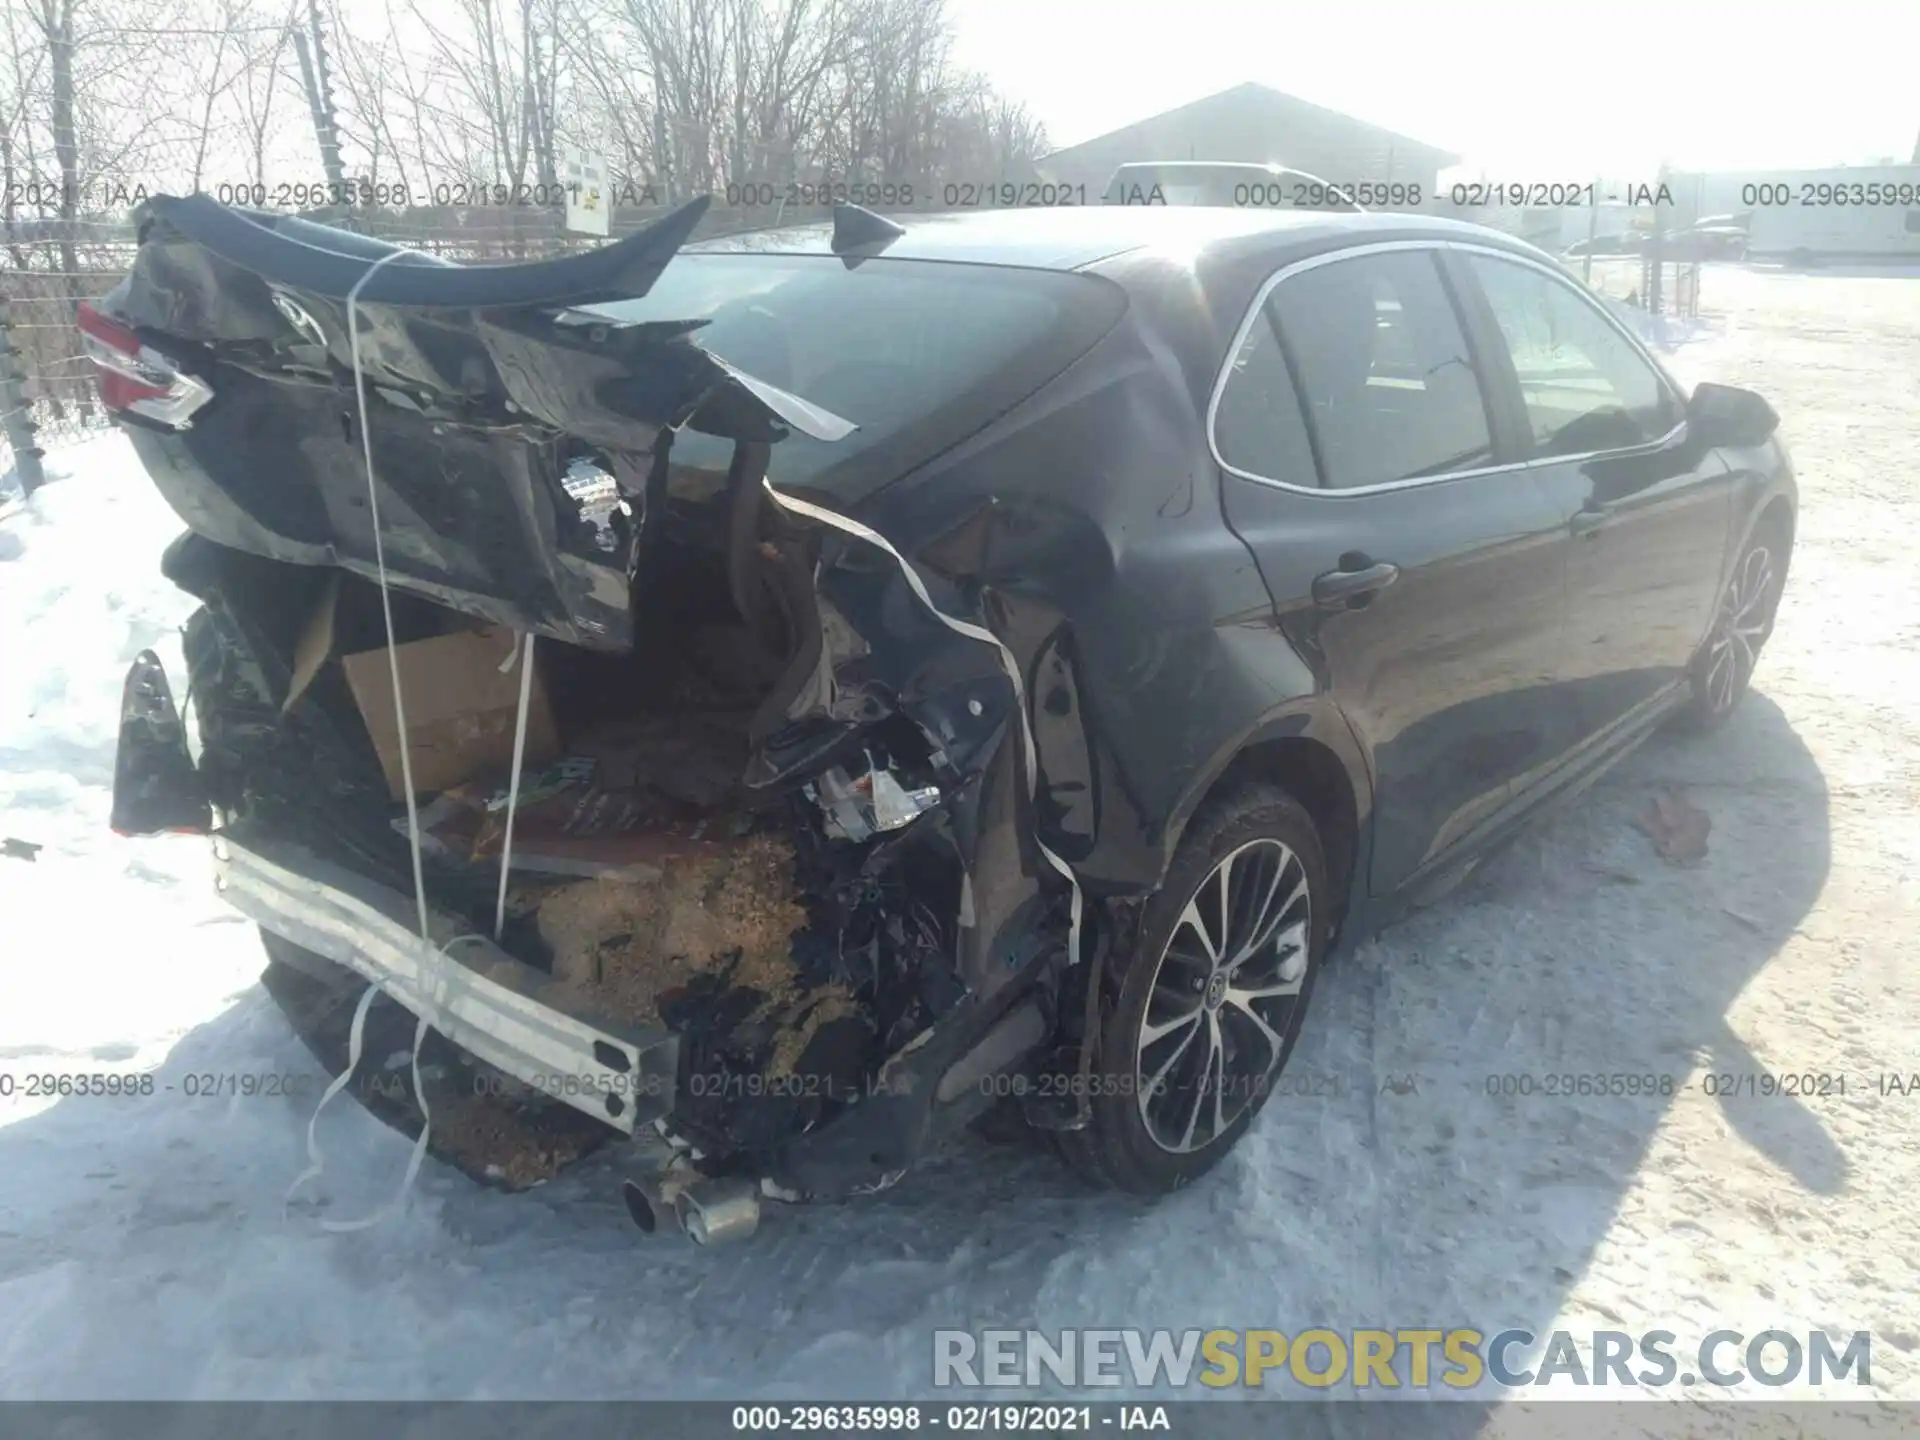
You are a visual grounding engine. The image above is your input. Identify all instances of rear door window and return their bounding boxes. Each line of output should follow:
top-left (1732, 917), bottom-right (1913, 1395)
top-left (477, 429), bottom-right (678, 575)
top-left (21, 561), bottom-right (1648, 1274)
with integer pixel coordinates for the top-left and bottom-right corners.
top-left (1266, 251), bottom-right (1496, 490)
top-left (1463, 252), bottom-right (1679, 456)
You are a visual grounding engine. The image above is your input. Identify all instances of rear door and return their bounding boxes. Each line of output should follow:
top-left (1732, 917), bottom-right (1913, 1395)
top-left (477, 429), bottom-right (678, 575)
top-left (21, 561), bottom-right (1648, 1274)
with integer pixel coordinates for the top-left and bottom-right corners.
top-left (1213, 243), bottom-right (1579, 898)
top-left (1448, 248), bottom-right (1734, 757)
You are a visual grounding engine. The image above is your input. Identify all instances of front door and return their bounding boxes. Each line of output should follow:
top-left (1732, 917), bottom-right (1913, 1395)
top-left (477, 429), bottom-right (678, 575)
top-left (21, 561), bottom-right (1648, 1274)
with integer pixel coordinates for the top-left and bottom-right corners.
top-left (1449, 250), bottom-right (1735, 758)
top-left (1213, 244), bottom-right (1576, 897)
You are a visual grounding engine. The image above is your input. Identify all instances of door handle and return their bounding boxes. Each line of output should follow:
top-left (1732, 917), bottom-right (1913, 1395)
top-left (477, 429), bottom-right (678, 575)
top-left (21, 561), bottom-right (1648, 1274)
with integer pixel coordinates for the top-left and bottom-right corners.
top-left (1312, 557), bottom-right (1400, 609)
top-left (1570, 504), bottom-right (1612, 538)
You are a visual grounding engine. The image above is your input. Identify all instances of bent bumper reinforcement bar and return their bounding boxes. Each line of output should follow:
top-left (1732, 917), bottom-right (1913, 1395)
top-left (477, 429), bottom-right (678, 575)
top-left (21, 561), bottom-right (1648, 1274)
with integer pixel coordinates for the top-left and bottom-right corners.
top-left (213, 836), bottom-right (677, 1134)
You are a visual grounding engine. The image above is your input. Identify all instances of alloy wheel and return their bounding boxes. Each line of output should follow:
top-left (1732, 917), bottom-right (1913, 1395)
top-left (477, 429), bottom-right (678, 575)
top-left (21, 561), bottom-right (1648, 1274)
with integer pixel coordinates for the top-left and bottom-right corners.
top-left (1134, 838), bottom-right (1312, 1154)
top-left (1704, 543), bottom-right (1775, 715)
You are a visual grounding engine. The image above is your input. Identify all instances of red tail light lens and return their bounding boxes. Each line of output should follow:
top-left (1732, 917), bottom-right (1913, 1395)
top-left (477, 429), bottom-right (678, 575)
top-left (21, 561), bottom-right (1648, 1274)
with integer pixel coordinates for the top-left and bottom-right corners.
top-left (77, 301), bottom-right (214, 428)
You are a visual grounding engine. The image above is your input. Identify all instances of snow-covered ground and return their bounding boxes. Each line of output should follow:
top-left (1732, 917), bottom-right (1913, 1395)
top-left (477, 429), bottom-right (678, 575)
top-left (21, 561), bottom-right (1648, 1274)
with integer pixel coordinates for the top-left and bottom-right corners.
top-left (2, 267), bottom-right (1917, 1407)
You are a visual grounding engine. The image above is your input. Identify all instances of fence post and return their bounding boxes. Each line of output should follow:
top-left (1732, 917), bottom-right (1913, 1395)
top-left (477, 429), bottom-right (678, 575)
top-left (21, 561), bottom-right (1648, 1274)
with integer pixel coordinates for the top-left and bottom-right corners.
top-left (0, 293), bottom-right (47, 497)
top-left (1582, 175), bottom-right (1600, 286)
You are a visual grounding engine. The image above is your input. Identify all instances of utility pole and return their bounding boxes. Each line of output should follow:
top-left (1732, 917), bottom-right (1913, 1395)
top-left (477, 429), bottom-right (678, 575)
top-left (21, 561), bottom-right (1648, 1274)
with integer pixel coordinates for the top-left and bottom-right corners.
top-left (291, 0), bottom-right (347, 194)
top-left (1644, 162), bottom-right (1669, 318)
top-left (654, 107), bottom-right (673, 204)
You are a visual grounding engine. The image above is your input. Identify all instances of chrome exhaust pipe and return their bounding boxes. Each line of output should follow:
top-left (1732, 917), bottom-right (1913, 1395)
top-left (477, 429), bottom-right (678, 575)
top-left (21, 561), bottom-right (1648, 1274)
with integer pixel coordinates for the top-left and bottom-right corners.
top-left (621, 1174), bottom-right (762, 1245)
top-left (673, 1176), bottom-right (761, 1246)
top-left (621, 1178), bottom-right (667, 1235)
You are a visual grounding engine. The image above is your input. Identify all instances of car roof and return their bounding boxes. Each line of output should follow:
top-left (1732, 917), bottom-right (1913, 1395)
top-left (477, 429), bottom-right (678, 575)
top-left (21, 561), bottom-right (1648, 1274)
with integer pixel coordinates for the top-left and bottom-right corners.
top-left (683, 205), bottom-right (1542, 273)
top-left (1110, 161), bottom-right (1292, 173)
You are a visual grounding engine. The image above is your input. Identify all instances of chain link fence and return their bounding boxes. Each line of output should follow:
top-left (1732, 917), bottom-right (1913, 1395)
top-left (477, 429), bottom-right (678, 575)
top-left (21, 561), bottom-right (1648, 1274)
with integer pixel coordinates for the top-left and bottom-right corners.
top-left (2, 218), bottom-right (141, 492)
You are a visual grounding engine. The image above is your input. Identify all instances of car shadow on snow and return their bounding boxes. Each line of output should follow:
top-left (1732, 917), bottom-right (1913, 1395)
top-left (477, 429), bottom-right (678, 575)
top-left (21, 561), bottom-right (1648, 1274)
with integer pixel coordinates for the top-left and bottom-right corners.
top-left (0, 694), bottom-right (1829, 1419)
top-left (636, 687), bottom-right (1832, 1416)
top-left (501, 688), bottom-right (1830, 1416)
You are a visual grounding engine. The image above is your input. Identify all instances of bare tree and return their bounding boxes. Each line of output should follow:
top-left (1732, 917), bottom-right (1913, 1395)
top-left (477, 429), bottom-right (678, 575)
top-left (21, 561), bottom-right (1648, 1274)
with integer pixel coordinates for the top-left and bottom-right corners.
top-left (229, 7), bottom-right (290, 189)
top-left (28, 0), bottom-right (78, 270)
top-left (325, 0), bottom-right (441, 194)
top-left (555, 0), bottom-right (656, 186)
top-left (405, 0), bottom-right (565, 192)
top-left (0, 0), bottom-right (1049, 229)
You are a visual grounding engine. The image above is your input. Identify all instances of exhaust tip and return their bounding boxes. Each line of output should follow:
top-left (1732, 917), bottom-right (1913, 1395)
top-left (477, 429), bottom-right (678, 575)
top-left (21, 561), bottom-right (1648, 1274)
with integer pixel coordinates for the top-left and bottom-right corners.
top-left (620, 1179), bottom-right (660, 1234)
top-left (673, 1177), bottom-right (761, 1247)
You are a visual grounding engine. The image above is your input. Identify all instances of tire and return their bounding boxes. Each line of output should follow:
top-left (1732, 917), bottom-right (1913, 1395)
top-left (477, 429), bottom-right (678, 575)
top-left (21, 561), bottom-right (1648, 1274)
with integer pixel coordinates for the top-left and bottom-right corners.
top-left (1680, 519), bottom-right (1790, 731)
top-left (1056, 784), bottom-right (1326, 1194)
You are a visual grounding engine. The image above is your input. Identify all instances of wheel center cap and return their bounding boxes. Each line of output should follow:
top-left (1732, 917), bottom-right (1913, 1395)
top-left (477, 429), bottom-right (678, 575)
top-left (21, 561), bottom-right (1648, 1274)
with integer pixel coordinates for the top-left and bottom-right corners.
top-left (1204, 970), bottom-right (1228, 1010)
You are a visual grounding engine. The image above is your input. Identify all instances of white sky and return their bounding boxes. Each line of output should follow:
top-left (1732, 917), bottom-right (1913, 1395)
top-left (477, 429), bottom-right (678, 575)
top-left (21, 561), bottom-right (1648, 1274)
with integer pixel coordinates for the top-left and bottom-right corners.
top-left (947, 0), bottom-right (1920, 175)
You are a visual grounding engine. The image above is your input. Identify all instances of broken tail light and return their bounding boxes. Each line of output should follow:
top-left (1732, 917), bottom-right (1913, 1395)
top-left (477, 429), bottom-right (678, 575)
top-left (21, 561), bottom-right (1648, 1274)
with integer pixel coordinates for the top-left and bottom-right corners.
top-left (76, 301), bottom-right (214, 429)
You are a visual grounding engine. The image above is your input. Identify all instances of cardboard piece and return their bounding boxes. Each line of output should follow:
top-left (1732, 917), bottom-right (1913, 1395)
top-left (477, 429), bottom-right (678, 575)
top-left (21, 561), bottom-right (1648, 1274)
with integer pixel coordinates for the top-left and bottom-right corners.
top-left (282, 573), bottom-right (342, 714)
top-left (340, 625), bottom-right (560, 799)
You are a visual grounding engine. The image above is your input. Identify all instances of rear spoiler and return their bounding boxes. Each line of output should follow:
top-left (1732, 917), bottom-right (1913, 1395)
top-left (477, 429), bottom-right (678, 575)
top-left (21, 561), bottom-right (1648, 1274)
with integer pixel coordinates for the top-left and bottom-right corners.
top-left (139, 192), bottom-right (713, 309)
top-left (122, 192), bottom-right (855, 444)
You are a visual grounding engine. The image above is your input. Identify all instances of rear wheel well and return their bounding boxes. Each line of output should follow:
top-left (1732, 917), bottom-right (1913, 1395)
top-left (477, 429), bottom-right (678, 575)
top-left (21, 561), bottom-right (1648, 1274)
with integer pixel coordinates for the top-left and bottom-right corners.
top-left (1194, 737), bottom-right (1360, 940)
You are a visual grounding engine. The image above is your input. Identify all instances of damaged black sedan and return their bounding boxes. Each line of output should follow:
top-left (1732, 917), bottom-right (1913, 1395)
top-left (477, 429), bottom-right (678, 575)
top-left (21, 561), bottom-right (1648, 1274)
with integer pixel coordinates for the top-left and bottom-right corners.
top-left (96, 195), bottom-right (1795, 1241)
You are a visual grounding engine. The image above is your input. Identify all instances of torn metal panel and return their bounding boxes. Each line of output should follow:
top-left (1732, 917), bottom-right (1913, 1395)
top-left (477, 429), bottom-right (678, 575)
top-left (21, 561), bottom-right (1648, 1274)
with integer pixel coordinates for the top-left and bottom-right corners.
top-left (102, 194), bottom-right (855, 650)
top-left (100, 198), bottom-right (1165, 1209)
top-left (756, 475), bottom-right (1086, 993)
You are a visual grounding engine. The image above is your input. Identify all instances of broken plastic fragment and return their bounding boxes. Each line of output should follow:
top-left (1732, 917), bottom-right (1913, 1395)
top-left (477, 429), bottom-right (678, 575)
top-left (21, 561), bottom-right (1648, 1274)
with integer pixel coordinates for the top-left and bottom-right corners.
top-left (562, 457), bottom-right (624, 552)
top-left (809, 758), bottom-right (941, 843)
top-left (871, 769), bottom-right (942, 832)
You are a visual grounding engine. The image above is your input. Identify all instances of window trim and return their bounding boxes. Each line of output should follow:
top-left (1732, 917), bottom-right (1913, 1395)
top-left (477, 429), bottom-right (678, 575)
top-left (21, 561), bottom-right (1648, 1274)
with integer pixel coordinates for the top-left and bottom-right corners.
top-left (1205, 239), bottom-right (1690, 497)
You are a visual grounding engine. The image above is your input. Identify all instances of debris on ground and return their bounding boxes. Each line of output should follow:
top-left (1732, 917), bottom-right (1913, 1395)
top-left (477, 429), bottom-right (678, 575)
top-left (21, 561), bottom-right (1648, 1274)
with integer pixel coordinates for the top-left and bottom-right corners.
top-left (2, 836), bottom-right (41, 862)
top-left (416, 1068), bottom-right (605, 1190)
top-left (1635, 785), bottom-right (1712, 865)
top-left (537, 830), bottom-right (811, 1027)
top-left (766, 984), bottom-right (863, 1078)
top-left (1584, 862), bottom-right (1642, 886)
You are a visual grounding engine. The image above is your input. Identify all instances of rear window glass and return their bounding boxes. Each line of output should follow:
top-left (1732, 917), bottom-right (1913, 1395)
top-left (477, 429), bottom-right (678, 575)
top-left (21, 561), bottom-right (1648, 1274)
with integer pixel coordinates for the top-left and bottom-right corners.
top-left (582, 254), bottom-right (1125, 502)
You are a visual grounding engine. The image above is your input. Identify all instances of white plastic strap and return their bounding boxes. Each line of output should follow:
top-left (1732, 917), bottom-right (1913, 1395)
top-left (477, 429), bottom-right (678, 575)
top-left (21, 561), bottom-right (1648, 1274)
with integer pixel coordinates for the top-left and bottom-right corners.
top-left (286, 248), bottom-right (542, 1230)
top-left (342, 253), bottom-right (435, 946)
top-left (493, 631), bottom-right (537, 940)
